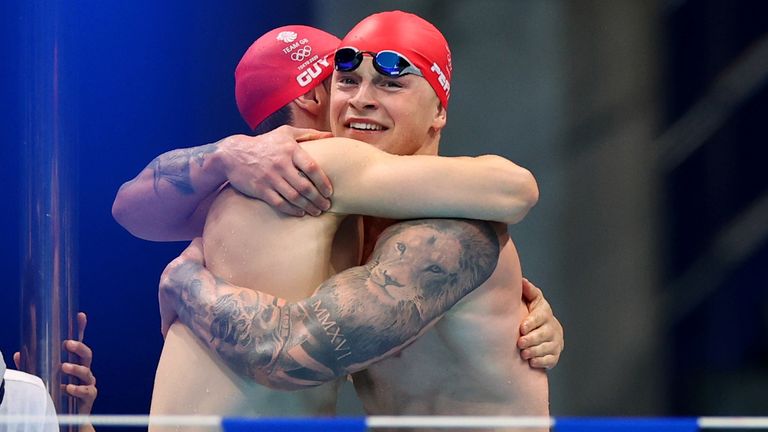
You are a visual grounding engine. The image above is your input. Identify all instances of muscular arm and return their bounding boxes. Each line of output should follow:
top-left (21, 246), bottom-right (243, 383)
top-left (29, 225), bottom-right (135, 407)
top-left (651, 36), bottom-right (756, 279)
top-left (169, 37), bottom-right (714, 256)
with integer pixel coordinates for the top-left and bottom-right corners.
top-left (112, 141), bottom-right (222, 241)
top-left (160, 219), bottom-right (500, 390)
top-left (112, 127), bottom-right (332, 241)
top-left (302, 138), bottom-right (539, 225)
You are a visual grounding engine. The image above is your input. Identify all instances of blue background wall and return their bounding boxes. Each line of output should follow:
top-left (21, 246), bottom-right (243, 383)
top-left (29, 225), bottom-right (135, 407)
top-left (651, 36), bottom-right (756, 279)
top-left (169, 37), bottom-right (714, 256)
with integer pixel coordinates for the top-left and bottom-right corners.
top-left (0, 1), bottom-right (312, 416)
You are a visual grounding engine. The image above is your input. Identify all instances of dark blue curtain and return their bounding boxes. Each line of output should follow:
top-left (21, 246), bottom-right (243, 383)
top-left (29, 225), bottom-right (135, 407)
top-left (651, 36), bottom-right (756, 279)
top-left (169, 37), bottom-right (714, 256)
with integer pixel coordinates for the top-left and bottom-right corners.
top-left (0, 0), bottom-right (312, 417)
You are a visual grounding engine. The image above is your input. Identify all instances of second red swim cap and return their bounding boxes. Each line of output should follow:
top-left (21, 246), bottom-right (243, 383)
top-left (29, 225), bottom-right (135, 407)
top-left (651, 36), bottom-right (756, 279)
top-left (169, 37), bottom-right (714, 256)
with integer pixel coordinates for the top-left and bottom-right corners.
top-left (340, 10), bottom-right (452, 109)
top-left (235, 25), bottom-right (340, 130)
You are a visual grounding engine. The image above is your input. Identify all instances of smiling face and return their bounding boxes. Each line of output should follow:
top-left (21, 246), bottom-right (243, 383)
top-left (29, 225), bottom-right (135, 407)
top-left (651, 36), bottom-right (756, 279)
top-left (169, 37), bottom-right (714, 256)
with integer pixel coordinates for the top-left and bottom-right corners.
top-left (329, 57), bottom-right (446, 156)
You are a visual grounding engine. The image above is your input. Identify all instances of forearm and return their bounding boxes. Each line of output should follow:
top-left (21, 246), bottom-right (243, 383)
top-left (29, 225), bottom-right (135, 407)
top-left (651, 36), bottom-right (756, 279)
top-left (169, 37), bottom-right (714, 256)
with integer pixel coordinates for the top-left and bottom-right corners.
top-left (302, 139), bottom-right (539, 224)
top-left (163, 253), bottom-right (358, 389)
top-left (184, 287), bottom-right (288, 385)
top-left (112, 141), bottom-right (226, 241)
top-left (345, 154), bottom-right (538, 225)
top-left (162, 219), bottom-right (501, 390)
top-left (412, 154), bottom-right (539, 224)
top-left (479, 155), bottom-right (539, 224)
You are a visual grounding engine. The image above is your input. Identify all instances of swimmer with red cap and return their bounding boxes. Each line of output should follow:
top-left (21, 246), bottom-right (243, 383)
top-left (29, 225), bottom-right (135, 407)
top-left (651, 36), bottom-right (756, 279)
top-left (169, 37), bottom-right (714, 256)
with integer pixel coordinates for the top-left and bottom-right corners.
top-left (323, 11), bottom-right (552, 421)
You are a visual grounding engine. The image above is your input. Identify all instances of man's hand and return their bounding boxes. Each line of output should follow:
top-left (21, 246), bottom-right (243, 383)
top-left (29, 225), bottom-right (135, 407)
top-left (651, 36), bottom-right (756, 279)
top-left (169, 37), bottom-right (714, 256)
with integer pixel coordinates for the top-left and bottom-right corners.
top-left (219, 126), bottom-right (334, 216)
top-left (159, 238), bottom-right (206, 337)
top-left (517, 278), bottom-right (564, 369)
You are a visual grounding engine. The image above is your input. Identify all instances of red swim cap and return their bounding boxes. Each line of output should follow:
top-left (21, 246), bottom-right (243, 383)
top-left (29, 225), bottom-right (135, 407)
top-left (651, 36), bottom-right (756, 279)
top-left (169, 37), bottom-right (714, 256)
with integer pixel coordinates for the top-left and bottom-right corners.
top-left (340, 11), bottom-right (452, 109)
top-left (235, 25), bottom-right (340, 130)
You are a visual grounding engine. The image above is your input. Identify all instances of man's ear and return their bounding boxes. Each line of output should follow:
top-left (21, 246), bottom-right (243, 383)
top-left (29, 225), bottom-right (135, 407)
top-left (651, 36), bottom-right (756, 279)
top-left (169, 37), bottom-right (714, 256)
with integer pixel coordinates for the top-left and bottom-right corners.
top-left (294, 86), bottom-right (323, 116)
top-left (431, 102), bottom-right (447, 131)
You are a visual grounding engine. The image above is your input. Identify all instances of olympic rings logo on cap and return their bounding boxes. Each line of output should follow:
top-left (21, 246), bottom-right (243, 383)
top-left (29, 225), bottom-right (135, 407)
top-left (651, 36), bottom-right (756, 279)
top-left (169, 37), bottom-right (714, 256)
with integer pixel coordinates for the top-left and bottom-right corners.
top-left (290, 46), bottom-right (313, 62)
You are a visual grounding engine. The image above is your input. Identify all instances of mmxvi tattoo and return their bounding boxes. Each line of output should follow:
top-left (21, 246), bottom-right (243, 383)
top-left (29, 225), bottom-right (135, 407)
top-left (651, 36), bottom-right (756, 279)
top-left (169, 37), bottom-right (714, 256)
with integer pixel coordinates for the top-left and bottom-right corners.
top-left (151, 143), bottom-right (217, 195)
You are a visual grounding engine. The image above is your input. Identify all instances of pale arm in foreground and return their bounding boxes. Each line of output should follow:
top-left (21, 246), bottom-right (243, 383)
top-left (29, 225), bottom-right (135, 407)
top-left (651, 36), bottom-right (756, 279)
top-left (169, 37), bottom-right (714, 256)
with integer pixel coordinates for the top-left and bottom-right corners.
top-left (302, 137), bottom-right (539, 225)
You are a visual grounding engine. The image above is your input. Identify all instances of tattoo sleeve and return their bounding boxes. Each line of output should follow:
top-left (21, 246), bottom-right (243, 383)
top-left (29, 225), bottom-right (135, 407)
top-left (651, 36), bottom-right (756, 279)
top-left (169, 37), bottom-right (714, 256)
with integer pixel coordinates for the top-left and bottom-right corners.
top-left (149, 143), bottom-right (217, 195)
top-left (163, 219), bottom-right (500, 390)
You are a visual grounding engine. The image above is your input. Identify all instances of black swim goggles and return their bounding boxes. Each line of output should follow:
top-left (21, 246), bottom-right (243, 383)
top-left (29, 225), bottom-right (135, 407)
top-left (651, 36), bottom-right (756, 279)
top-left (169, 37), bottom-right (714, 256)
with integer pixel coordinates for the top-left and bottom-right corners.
top-left (334, 47), bottom-right (423, 78)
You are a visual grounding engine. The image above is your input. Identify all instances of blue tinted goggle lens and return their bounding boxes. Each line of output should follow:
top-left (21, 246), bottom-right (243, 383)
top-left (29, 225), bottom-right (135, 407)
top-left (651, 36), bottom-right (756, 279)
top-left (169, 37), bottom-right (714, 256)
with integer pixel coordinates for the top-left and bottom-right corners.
top-left (334, 48), bottom-right (422, 77)
top-left (374, 51), bottom-right (408, 75)
top-left (334, 47), bottom-right (361, 71)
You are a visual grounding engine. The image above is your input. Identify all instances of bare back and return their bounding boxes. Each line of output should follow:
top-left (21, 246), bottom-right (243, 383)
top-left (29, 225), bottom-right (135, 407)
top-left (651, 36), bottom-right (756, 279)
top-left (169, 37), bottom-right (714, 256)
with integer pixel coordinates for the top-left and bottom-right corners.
top-left (353, 232), bottom-right (549, 431)
top-left (151, 186), bottom-right (359, 424)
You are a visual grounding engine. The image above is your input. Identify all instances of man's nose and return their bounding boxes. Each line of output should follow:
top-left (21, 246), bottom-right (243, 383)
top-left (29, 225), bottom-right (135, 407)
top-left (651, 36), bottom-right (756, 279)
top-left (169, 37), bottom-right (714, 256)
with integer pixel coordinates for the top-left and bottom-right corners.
top-left (349, 81), bottom-right (378, 111)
